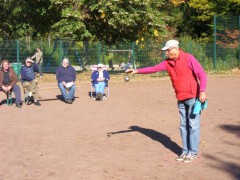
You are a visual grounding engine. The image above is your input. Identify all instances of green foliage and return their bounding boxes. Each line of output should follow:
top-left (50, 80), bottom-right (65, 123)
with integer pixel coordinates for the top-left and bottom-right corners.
top-left (79, 0), bottom-right (170, 43)
top-left (0, 0), bottom-right (61, 39)
top-left (0, 0), bottom-right (174, 42)
top-left (1, 0), bottom-right (239, 43)
top-left (177, 0), bottom-right (240, 40)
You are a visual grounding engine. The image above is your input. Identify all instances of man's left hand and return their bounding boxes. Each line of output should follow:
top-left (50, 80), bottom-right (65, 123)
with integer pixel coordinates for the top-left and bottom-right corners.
top-left (199, 92), bottom-right (207, 103)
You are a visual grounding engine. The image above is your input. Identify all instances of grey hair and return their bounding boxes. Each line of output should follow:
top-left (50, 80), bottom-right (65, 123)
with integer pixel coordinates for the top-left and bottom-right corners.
top-left (62, 58), bottom-right (69, 63)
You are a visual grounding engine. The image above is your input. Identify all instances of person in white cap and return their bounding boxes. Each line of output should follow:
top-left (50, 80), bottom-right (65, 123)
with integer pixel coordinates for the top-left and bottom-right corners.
top-left (20, 57), bottom-right (41, 106)
top-left (91, 63), bottom-right (110, 101)
top-left (126, 39), bottom-right (207, 163)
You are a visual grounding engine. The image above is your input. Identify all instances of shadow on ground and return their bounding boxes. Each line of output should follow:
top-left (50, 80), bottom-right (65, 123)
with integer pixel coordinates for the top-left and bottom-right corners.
top-left (108, 125), bottom-right (182, 155)
top-left (204, 154), bottom-right (240, 180)
top-left (219, 123), bottom-right (240, 138)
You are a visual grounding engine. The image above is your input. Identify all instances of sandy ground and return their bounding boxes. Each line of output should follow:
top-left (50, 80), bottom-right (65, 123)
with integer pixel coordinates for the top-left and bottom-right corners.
top-left (0, 74), bottom-right (240, 180)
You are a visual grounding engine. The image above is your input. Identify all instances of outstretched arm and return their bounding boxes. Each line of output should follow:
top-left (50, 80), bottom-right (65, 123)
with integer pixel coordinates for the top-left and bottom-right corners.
top-left (126, 61), bottom-right (167, 74)
top-left (125, 69), bottom-right (139, 74)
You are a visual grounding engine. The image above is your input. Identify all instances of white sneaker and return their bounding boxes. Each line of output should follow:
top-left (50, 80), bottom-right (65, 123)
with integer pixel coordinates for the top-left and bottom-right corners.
top-left (183, 153), bottom-right (198, 163)
top-left (175, 153), bottom-right (187, 162)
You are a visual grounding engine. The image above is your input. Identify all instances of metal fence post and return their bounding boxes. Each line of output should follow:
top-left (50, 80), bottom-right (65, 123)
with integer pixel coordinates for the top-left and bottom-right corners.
top-left (59, 40), bottom-right (63, 65)
top-left (16, 40), bottom-right (20, 78)
top-left (16, 40), bottom-right (19, 64)
top-left (189, 41), bottom-right (192, 53)
top-left (97, 41), bottom-right (101, 64)
top-left (213, 15), bottom-right (217, 69)
top-left (161, 42), bottom-right (165, 60)
top-left (131, 42), bottom-right (136, 69)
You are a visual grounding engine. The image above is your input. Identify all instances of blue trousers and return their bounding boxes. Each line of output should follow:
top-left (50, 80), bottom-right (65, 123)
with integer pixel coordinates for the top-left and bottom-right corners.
top-left (94, 82), bottom-right (106, 94)
top-left (178, 98), bottom-right (200, 155)
top-left (12, 85), bottom-right (22, 103)
top-left (1, 84), bottom-right (22, 104)
top-left (58, 82), bottom-right (76, 100)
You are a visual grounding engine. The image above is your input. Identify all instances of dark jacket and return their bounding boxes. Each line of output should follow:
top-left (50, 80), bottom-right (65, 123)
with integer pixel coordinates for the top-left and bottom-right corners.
top-left (0, 67), bottom-right (18, 87)
top-left (56, 65), bottom-right (76, 83)
top-left (20, 63), bottom-right (39, 82)
top-left (91, 70), bottom-right (110, 86)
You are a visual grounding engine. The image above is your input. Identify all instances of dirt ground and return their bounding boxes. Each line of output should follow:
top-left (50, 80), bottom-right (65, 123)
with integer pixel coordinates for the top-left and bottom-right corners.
top-left (0, 73), bottom-right (240, 180)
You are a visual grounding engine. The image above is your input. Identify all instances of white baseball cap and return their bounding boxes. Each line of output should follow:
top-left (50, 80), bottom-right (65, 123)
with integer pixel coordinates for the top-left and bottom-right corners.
top-left (26, 57), bottom-right (34, 63)
top-left (161, 40), bottom-right (179, 51)
top-left (97, 63), bottom-right (104, 68)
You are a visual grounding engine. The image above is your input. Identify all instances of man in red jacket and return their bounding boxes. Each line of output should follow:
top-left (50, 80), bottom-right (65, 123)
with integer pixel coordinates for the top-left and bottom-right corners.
top-left (126, 40), bottom-right (207, 163)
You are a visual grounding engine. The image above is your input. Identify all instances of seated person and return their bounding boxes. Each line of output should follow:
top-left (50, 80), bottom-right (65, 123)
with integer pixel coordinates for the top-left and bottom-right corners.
top-left (119, 62), bottom-right (126, 70)
top-left (91, 63), bottom-right (110, 101)
top-left (56, 58), bottom-right (76, 104)
top-left (20, 57), bottom-right (41, 106)
top-left (0, 59), bottom-right (22, 108)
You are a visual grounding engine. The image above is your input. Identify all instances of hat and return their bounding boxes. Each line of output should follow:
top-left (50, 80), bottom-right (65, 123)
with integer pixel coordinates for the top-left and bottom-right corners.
top-left (97, 63), bottom-right (104, 68)
top-left (161, 40), bottom-right (179, 51)
top-left (26, 58), bottom-right (34, 63)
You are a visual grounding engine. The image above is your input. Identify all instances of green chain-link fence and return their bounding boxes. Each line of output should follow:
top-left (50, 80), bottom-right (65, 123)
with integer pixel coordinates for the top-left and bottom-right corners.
top-left (0, 39), bottom-right (239, 75)
top-left (214, 15), bottom-right (240, 70)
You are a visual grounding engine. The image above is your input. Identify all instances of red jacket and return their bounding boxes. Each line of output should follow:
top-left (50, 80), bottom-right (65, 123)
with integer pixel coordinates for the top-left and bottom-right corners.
top-left (166, 51), bottom-right (199, 100)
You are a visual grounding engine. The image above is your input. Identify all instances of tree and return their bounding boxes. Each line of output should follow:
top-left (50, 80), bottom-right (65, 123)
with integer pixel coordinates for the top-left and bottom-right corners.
top-left (1, 0), bottom-right (238, 42)
top-left (176, 0), bottom-right (240, 41)
top-left (51, 0), bottom-right (173, 43)
top-left (0, 0), bottom-right (61, 40)
top-left (50, 0), bottom-right (91, 41)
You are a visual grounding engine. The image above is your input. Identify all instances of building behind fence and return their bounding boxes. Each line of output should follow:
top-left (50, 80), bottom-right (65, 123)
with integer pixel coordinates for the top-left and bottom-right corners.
top-left (0, 15), bottom-right (239, 75)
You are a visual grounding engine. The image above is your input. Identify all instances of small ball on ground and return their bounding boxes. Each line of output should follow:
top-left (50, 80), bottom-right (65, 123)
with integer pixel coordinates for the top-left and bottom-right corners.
top-left (124, 76), bottom-right (130, 82)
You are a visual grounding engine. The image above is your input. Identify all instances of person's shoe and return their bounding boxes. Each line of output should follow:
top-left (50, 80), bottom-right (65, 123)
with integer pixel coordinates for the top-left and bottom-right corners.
top-left (65, 99), bottom-right (73, 104)
top-left (15, 102), bottom-right (22, 108)
top-left (99, 93), bottom-right (103, 101)
top-left (34, 101), bottom-right (41, 106)
top-left (182, 153), bottom-right (198, 163)
top-left (25, 96), bottom-right (31, 105)
top-left (96, 93), bottom-right (101, 101)
top-left (175, 153), bottom-right (187, 162)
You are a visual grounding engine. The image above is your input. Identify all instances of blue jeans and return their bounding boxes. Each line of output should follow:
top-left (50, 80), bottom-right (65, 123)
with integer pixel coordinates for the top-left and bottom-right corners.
top-left (94, 82), bottom-right (106, 94)
top-left (11, 84), bottom-right (22, 103)
top-left (58, 82), bottom-right (76, 100)
top-left (1, 84), bottom-right (22, 103)
top-left (178, 98), bottom-right (200, 155)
